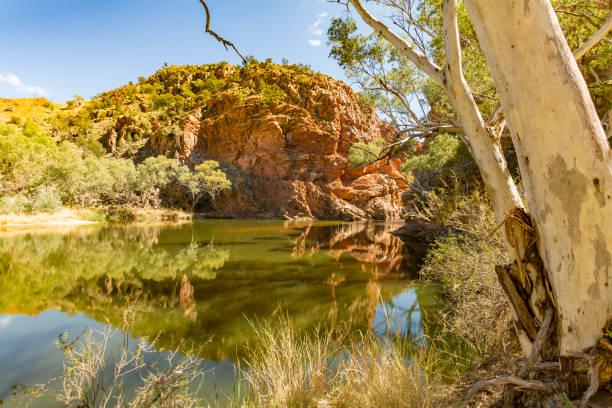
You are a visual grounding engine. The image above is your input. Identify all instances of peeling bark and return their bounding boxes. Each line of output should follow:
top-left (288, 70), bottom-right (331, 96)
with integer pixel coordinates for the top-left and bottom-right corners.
top-left (465, 0), bottom-right (612, 354)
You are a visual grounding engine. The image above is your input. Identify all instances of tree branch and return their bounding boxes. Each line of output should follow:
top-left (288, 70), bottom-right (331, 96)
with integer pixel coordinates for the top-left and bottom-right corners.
top-left (443, 0), bottom-right (462, 89)
top-left (574, 12), bottom-right (612, 60)
top-left (198, 0), bottom-right (247, 65)
top-left (347, 0), bottom-right (445, 86)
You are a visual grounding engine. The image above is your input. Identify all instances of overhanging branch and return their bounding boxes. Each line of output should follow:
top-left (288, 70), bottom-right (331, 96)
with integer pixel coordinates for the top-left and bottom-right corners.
top-left (346, 0), bottom-right (445, 86)
top-left (198, 0), bottom-right (247, 65)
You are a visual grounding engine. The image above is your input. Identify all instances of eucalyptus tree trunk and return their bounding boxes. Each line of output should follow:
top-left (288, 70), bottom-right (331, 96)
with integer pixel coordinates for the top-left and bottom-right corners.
top-left (465, 0), bottom-right (612, 355)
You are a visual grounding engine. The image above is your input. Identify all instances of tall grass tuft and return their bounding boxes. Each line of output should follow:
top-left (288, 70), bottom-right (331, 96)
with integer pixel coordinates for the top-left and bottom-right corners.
top-left (241, 317), bottom-right (442, 408)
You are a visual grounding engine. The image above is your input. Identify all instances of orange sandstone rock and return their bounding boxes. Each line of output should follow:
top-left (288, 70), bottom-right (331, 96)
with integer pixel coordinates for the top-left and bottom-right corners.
top-left (151, 66), bottom-right (406, 220)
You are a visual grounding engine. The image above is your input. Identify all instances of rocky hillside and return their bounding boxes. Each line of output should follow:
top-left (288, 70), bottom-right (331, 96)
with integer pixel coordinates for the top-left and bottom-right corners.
top-left (8, 62), bottom-right (408, 220)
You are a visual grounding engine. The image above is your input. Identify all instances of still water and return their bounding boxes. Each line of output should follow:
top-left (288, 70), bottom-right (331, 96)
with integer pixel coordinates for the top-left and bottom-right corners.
top-left (0, 220), bottom-right (440, 406)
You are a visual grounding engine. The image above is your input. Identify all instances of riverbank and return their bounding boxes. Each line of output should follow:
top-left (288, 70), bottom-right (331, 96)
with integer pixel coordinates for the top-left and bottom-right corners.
top-left (0, 207), bottom-right (192, 229)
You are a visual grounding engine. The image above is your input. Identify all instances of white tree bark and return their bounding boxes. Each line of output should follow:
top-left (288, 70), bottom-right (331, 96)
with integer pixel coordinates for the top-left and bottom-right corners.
top-left (441, 0), bottom-right (525, 222)
top-left (465, 0), bottom-right (612, 354)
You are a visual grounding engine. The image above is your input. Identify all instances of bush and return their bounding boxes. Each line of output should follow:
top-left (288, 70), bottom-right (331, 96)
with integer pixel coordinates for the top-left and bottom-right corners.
top-left (105, 207), bottom-right (136, 223)
top-left (76, 134), bottom-right (106, 156)
top-left (179, 160), bottom-right (232, 211)
top-left (254, 80), bottom-right (286, 105)
top-left (347, 138), bottom-right (387, 168)
top-left (0, 123), bottom-right (56, 195)
top-left (9, 116), bottom-right (22, 126)
top-left (153, 93), bottom-right (179, 109)
top-left (419, 192), bottom-right (511, 353)
top-left (0, 193), bottom-right (31, 214)
top-left (0, 186), bottom-right (61, 214)
top-left (29, 185), bottom-right (62, 213)
top-left (403, 134), bottom-right (470, 173)
top-left (15, 311), bottom-right (205, 408)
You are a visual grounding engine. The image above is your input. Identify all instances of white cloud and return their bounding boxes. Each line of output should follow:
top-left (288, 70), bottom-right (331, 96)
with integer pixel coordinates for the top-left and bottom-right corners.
top-left (0, 315), bottom-right (14, 330)
top-left (308, 11), bottom-right (328, 47)
top-left (0, 72), bottom-right (48, 97)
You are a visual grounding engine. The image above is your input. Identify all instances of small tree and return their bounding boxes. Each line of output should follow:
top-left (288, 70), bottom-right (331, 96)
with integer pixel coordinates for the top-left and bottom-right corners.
top-left (135, 156), bottom-right (182, 208)
top-left (179, 160), bottom-right (231, 212)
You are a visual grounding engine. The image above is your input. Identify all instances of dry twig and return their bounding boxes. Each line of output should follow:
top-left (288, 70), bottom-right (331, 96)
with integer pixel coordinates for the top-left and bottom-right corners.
top-left (461, 376), bottom-right (552, 406)
top-left (198, 0), bottom-right (247, 64)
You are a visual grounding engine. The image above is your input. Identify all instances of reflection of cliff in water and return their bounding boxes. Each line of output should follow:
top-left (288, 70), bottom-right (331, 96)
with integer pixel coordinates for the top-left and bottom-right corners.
top-left (292, 221), bottom-right (416, 275)
top-left (0, 221), bottom-right (421, 361)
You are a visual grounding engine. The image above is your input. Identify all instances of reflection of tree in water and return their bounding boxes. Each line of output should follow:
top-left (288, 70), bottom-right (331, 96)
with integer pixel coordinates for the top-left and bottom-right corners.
top-left (0, 222), bottom-right (428, 361)
top-left (0, 227), bottom-right (229, 315)
top-left (372, 284), bottom-right (443, 341)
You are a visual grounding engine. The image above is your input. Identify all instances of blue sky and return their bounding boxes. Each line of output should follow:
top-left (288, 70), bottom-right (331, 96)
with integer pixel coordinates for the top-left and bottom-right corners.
top-left (0, 0), bottom-right (366, 102)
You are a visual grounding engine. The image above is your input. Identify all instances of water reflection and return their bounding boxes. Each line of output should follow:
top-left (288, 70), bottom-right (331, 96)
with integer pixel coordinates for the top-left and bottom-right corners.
top-left (0, 220), bottom-right (440, 405)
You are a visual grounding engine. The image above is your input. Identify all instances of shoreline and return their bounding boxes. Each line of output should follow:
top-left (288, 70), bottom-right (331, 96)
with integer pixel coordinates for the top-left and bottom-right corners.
top-left (0, 208), bottom-right (100, 229)
top-left (0, 207), bottom-right (192, 230)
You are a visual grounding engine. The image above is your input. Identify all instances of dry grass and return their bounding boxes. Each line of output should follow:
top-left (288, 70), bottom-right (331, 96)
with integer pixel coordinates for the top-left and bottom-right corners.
top-left (15, 309), bottom-right (205, 408)
top-left (240, 318), bottom-right (443, 408)
top-left (0, 207), bottom-right (100, 229)
top-left (0, 98), bottom-right (63, 126)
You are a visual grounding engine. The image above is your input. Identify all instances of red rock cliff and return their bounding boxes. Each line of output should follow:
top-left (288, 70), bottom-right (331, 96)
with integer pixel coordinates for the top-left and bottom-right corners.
top-left (148, 64), bottom-right (406, 220)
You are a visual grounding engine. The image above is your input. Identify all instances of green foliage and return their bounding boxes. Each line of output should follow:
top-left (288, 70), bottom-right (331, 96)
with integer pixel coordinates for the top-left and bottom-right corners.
top-left (347, 138), bottom-right (387, 168)
top-left (0, 123), bottom-right (57, 198)
top-left (153, 93), bottom-right (180, 109)
top-left (552, 0), bottom-right (612, 115)
top-left (0, 123), bottom-right (215, 213)
top-left (244, 55), bottom-right (260, 65)
top-left (403, 134), bottom-right (470, 173)
top-left (328, 17), bottom-right (428, 126)
top-left (76, 134), bottom-right (106, 156)
top-left (105, 207), bottom-right (136, 223)
top-left (255, 79), bottom-right (286, 105)
top-left (135, 156), bottom-right (185, 207)
top-left (0, 185), bottom-right (62, 214)
top-left (179, 160), bottom-right (232, 211)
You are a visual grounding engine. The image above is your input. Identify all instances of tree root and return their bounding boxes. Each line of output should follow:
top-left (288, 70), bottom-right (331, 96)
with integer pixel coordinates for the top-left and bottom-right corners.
top-left (461, 376), bottom-right (553, 406)
top-left (466, 208), bottom-right (611, 407)
top-left (462, 309), bottom-right (555, 406)
top-left (566, 351), bottom-right (600, 408)
top-left (518, 309), bottom-right (554, 378)
top-left (462, 344), bottom-right (612, 407)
